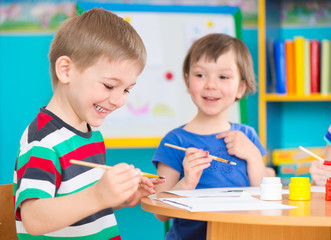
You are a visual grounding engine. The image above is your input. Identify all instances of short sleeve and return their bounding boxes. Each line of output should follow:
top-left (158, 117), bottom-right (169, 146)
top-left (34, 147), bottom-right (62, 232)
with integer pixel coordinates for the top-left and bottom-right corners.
top-left (14, 145), bottom-right (59, 220)
top-left (152, 131), bottom-right (185, 175)
top-left (325, 124), bottom-right (331, 145)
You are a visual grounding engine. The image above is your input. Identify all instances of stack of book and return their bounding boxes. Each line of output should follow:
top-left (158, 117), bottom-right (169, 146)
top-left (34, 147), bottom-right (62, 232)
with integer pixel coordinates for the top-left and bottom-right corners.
top-left (269, 37), bottom-right (331, 95)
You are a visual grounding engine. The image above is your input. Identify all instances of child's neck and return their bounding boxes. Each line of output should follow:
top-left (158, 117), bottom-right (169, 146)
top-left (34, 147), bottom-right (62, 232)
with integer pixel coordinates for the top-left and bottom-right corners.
top-left (183, 114), bottom-right (231, 135)
top-left (46, 93), bottom-right (89, 133)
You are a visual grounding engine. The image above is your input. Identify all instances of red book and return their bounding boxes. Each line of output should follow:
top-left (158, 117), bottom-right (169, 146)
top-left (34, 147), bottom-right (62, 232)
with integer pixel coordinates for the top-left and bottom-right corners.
top-left (310, 40), bottom-right (320, 93)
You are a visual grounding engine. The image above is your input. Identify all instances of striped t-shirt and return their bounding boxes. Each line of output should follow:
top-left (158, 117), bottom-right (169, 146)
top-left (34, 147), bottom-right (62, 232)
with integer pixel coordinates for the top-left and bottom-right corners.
top-left (14, 108), bottom-right (121, 240)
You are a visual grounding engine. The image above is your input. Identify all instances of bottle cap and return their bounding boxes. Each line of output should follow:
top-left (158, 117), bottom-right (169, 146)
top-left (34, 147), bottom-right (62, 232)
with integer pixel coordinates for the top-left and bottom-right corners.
top-left (323, 160), bottom-right (331, 166)
top-left (262, 177), bottom-right (281, 184)
top-left (290, 177), bottom-right (310, 184)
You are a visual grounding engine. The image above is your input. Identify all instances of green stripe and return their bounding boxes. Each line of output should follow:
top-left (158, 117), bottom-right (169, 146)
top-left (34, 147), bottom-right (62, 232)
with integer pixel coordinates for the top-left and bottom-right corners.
top-left (239, 98), bottom-right (248, 124)
top-left (53, 132), bottom-right (103, 157)
top-left (18, 146), bottom-right (61, 174)
top-left (56, 181), bottom-right (97, 198)
top-left (15, 189), bottom-right (52, 211)
top-left (17, 224), bottom-right (120, 240)
top-left (234, 9), bottom-right (242, 40)
top-left (233, 9), bottom-right (248, 124)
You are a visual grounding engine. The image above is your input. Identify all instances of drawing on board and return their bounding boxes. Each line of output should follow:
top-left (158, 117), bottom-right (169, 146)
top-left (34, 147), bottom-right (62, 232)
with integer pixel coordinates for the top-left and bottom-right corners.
top-left (77, 2), bottom-right (242, 144)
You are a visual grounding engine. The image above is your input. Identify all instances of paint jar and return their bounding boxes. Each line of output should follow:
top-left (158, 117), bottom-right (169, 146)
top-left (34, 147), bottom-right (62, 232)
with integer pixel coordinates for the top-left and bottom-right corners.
top-left (326, 178), bottom-right (331, 201)
top-left (260, 177), bottom-right (282, 200)
top-left (289, 177), bottom-right (311, 201)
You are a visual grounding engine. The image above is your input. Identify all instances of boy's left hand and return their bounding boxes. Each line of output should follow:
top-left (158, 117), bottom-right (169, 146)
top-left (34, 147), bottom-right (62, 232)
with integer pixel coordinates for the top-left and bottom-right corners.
top-left (125, 176), bottom-right (166, 207)
top-left (216, 130), bottom-right (260, 162)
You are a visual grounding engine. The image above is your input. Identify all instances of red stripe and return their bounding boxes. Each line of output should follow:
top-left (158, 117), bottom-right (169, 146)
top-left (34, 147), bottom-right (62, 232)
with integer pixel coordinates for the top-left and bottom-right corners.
top-left (59, 142), bottom-right (106, 169)
top-left (109, 235), bottom-right (121, 240)
top-left (17, 156), bottom-right (62, 188)
top-left (37, 112), bottom-right (53, 131)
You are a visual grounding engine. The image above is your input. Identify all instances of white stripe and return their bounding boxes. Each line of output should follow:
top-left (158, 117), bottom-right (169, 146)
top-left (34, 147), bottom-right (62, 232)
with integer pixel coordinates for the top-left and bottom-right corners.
top-left (57, 168), bottom-right (105, 195)
top-left (16, 213), bottom-right (118, 237)
top-left (16, 178), bottom-right (55, 202)
top-left (19, 127), bottom-right (75, 156)
top-left (13, 171), bottom-right (17, 184)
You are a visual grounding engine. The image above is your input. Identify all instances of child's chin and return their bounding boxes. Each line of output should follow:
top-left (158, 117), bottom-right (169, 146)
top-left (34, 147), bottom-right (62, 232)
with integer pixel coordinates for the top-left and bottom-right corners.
top-left (89, 120), bottom-right (104, 128)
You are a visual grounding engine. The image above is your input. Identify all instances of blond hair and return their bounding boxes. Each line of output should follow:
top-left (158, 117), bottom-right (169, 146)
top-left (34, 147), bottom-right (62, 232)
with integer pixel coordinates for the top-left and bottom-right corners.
top-left (183, 33), bottom-right (256, 98)
top-left (49, 8), bottom-right (146, 88)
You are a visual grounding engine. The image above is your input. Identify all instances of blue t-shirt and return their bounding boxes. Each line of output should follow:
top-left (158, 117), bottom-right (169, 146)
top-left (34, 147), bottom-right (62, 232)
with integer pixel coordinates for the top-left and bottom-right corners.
top-left (325, 124), bottom-right (331, 145)
top-left (152, 122), bottom-right (266, 240)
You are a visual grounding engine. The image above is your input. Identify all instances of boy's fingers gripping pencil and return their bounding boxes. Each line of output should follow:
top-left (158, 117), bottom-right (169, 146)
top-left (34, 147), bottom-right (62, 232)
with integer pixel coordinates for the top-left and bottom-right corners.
top-left (70, 160), bottom-right (165, 179)
top-left (299, 146), bottom-right (325, 162)
top-left (164, 143), bottom-right (237, 165)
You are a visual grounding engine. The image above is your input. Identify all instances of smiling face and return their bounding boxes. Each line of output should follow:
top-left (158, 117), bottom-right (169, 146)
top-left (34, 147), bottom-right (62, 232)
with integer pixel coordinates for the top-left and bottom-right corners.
top-left (186, 50), bottom-right (246, 119)
top-left (52, 55), bottom-right (141, 131)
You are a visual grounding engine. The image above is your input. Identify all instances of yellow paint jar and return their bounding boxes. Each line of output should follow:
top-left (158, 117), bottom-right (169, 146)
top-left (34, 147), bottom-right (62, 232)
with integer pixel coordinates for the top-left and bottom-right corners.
top-left (289, 177), bottom-right (311, 201)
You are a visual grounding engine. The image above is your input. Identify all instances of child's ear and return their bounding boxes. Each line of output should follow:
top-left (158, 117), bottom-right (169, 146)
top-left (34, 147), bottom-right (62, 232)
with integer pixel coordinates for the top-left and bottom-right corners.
top-left (184, 73), bottom-right (190, 92)
top-left (236, 80), bottom-right (247, 99)
top-left (55, 56), bottom-right (72, 84)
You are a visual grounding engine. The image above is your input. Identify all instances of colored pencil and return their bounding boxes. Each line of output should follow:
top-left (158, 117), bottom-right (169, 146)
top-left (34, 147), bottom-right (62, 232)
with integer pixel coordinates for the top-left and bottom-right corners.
top-left (164, 143), bottom-right (237, 165)
top-left (70, 160), bottom-right (164, 179)
top-left (298, 146), bottom-right (324, 162)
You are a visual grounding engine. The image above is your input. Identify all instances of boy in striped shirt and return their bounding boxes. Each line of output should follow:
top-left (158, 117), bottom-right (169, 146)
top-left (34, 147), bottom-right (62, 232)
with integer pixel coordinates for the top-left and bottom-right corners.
top-left (14, 8), bottom-right (163, 239)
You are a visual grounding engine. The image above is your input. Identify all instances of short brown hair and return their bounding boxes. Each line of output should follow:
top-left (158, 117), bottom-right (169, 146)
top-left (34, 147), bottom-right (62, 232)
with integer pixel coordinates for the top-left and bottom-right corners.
top-left (49, 8), bottom-right (146, 87)
top-left (183, 33), bottom-right (256, 98)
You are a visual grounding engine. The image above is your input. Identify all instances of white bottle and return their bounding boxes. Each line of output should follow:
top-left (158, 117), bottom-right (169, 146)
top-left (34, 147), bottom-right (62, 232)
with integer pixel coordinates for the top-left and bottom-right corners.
top-left (260, 177), bottom-right (282, 200)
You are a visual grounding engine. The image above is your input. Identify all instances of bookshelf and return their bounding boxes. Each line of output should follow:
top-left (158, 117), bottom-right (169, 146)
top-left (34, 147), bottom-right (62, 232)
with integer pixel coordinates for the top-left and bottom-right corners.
top-left (258, 0), bottom-right (331, 162)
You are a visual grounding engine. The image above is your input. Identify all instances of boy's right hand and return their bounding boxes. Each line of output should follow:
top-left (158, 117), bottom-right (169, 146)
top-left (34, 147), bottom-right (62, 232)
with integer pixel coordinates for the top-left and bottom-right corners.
top-left (94, 163), bottom-right (141, 208)
top-left (182, 148), bottom-right (212, 189)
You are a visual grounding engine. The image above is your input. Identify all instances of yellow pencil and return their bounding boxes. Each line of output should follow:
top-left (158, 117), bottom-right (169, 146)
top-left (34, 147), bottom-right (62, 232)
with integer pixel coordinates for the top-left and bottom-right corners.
top-left (164, 143), bottom-right (237, 165)
top-left (70, 160), bottom-right (164, 179)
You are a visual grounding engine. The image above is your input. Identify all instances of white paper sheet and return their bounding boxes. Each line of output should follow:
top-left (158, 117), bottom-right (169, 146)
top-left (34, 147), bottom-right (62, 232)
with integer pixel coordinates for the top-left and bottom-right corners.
top-left (156, 192), bottom-right (296, 212)
top-left (164, 187), bottom-right (261, 197)
top-left (164, 186), bottom-right (326, 198)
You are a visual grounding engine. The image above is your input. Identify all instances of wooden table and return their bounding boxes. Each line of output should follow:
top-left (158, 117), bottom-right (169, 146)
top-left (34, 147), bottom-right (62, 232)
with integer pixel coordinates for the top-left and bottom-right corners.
top-left (141, 192), bottom-right (331, 240)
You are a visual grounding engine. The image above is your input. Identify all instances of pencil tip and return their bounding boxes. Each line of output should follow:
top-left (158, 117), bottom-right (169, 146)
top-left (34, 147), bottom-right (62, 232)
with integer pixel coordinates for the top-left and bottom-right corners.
top-left (159, 176), bottom-right (165, 179)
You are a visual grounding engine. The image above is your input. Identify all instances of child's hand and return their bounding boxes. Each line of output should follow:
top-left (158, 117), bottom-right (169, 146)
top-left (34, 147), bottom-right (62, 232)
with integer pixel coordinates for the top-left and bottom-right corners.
top-left (216, 131), bottom-right (260, 162)
top-left (125, 176), bottom-right (166, 207)
top-left (182, 148), bottom-right (212, 189)
top-left (94, 163), bottom-right (141, 209)
top-left (309, 160), bottom-right (331, 186)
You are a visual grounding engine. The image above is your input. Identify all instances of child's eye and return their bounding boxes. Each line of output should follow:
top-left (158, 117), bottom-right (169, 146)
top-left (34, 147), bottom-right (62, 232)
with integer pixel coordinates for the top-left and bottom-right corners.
top-left (220, 75), bottom-right (229, 80)
top-left (196, 73), bottom-right (205, 78)
top-left (104, 84), bottom-right (113, 90)
top-left (124, 89), bottom-right (130, 94)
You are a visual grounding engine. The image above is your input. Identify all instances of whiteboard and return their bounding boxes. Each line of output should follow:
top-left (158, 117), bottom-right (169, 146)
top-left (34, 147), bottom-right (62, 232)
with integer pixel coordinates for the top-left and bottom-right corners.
top-left (77, 3), bottom-right (242, 143)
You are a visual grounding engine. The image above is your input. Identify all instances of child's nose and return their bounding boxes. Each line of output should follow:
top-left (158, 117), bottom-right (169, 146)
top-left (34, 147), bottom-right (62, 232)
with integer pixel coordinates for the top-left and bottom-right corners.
top-left (108, 92), bottom-right (126, 108)
top-left (204, 77), bottom-right (217, 89)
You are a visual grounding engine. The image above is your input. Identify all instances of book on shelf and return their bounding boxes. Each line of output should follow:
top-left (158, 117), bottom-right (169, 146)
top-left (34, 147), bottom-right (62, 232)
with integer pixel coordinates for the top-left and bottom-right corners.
top-left (304, 39), bottom-right (311, 95)
top-left (310, 40), bottom-right (320, 93)
top-left (285, 40), bottom-right (296, 95)
top-left (294, 36), bottom-right (305, 96)
top-left (321, 39), bottom-right (331, 95)
top-left (268, 37), bottom-right (331, 96)
top-left (267, 39), bottom-right (276, 93)
top-left (273, 39), bottom-right (286, 94)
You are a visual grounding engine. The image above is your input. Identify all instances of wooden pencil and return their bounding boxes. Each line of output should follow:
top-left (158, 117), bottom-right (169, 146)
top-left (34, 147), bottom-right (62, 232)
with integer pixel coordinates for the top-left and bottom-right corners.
top-left (164, 143), bottom-right (237, 165)
top-left (70, 160), bottom-right (164, 179)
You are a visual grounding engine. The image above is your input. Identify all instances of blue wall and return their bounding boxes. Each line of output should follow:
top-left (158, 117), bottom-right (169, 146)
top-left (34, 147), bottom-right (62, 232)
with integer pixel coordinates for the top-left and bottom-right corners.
top-left (0, 28), bottom-right (259, 240)
top-left (1, 21), bottom-right (330, 240)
